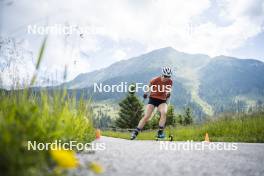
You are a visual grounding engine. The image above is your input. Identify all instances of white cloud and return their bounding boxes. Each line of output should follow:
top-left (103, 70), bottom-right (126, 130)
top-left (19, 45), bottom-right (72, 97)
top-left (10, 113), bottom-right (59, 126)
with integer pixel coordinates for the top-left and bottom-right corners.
top-left (113, 49), bottom-right (127, 61)
top-left (1, 0), bottom-right (264, 87)
top-left (185, 0), bottom-right (264, 56)
top-left (39, 36), bottom-right (91, 81)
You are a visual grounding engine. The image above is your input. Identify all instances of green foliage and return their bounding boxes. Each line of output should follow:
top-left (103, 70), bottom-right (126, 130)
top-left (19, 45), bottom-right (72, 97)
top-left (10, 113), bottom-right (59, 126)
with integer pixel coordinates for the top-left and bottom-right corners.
top-left (183, 107), bottom-right (193, 125)
top-left (144, 113), bottom-right (159, 130)
top-left (30, 37), bottom-right (47, 86)
top-left (93, 113), bottom-right (112, 128)
top-left (92, 103), bottom-right (115, 128)
top-left (0, 90), bottom-right (95, 176)
top-left (115, 85), bottom-right (144, 128)
top-left (0, 36), bottom-right (95, 176)
top-left (176, 114), bottom-right (183, 125)
top-left (166, 105), bottom-right (176, 127)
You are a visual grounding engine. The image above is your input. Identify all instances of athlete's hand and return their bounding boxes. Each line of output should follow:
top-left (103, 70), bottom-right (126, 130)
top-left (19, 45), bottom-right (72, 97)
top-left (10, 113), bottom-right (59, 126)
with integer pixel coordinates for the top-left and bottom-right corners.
top-left (166, 93), bottom-right (171, 99)
top-left (143, 93), bottom-right (148, 99)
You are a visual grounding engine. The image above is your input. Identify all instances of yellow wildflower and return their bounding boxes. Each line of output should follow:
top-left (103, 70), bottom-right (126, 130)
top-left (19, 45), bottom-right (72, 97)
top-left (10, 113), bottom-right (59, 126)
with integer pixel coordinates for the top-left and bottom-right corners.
top-left (89, 162), bottom-right (104, 174)
top-left (50, 149), bottom-right (79, 168)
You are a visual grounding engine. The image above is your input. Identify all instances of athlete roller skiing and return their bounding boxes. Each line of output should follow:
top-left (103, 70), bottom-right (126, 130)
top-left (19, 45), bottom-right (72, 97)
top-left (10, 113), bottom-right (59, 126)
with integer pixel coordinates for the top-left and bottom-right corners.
top-left (131, 66), bottom-right (173, 140)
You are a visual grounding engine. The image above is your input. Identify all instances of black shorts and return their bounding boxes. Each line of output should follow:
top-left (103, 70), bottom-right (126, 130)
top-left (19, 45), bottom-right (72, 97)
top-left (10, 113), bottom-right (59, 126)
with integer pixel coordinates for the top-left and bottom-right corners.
top-left (148, 97), bottom-right (167, 107)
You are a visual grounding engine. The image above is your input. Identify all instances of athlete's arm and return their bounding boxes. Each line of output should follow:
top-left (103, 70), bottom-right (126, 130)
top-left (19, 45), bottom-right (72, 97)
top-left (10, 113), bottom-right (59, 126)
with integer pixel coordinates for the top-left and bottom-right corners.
top-left (166, 80), bottom-right (173, 99)
top-left (143, 83), bottom-right (152, 99)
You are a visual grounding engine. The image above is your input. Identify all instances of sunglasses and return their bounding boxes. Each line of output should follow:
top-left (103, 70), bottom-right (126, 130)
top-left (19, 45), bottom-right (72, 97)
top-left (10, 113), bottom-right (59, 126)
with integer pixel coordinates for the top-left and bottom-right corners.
top-left (163, 75), bottom-right (171, 78)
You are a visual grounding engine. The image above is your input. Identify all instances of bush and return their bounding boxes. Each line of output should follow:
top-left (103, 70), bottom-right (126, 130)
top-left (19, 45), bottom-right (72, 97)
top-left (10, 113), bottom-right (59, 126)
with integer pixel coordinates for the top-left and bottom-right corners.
top-left (0, 90), bottom-right (95, 176)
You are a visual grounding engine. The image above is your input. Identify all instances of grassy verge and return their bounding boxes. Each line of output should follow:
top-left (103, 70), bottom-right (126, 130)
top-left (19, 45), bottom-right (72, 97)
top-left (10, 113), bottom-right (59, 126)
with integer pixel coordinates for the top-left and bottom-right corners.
top-left (102, 112), bottom-right (264, 142)
top-left (0, 90), bottom-right (95, 176)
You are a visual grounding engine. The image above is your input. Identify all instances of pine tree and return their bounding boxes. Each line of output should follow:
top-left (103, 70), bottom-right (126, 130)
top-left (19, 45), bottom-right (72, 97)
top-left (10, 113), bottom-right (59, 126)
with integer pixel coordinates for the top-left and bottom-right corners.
top-left (98, 113), bottom-right (112, 128)
top-left (166, 105), bottom-right (176, 126)
top-left (176, 114), bottom-right (183, 125)
top-left (183, 107), bottom-right (193, 125)
top-left (115, 85), bottom-right (144, 128)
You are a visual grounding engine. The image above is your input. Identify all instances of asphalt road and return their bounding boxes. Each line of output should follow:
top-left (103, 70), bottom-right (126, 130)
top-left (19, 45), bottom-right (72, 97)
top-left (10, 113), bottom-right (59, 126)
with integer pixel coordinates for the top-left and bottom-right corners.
top-left (76, 136), bottom-right (264, 176)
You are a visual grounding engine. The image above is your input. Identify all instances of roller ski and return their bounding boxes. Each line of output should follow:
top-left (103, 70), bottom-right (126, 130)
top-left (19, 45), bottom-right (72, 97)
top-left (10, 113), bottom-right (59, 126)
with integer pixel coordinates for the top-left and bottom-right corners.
top-left (155, 134), bottom-right (174, 141)
top-left (155, 129), bottom-right (174, 141)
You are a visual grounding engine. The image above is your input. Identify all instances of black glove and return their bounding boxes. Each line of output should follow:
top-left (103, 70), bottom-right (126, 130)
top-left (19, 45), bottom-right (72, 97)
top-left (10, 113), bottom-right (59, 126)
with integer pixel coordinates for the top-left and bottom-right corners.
top-left (143, 93), bottom-right (148, 99)
top-left (166, 93), bottom-right (171, 99)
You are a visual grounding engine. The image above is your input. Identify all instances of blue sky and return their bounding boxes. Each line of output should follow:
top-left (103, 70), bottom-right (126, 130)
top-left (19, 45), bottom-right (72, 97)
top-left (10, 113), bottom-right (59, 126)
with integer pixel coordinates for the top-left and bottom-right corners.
top-left (0, 0), bottom-right (264, 87)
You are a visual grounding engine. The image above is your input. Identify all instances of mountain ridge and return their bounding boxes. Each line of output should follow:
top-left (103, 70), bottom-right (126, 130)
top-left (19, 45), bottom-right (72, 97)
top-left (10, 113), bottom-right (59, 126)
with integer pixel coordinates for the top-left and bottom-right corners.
top-left (63, 47), bottom-right (264, 118)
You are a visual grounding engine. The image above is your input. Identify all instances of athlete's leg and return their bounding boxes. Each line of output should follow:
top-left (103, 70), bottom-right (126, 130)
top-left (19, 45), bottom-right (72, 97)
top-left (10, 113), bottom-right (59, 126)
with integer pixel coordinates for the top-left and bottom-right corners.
top-left (131, 104), bottom-right (155, 140)
top-left (156, 103), bottom-right (168, 138)
top-left (157, 103), bottom-right (168, 127)
top-left (137, 104), bottom-right (155, 129)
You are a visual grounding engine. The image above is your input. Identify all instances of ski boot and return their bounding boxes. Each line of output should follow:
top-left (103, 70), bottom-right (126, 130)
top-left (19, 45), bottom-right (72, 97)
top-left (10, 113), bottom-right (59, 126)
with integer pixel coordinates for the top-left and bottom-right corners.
top-left (130, 129), bottom-right (139, 140)
top-left (156, 130), bottom-right (166, 140)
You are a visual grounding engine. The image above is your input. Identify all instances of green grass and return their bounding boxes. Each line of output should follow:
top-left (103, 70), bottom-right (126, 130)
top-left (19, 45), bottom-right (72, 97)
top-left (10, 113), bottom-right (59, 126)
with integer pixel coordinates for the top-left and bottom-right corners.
top-left (102, 112), bottom-right (264, 142)
top-left (0, 89), bottom-right (95, 176)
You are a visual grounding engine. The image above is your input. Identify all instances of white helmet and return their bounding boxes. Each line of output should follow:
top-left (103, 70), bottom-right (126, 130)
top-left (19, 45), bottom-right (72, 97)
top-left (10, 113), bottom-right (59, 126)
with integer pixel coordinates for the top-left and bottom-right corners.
top-left (162, 67), bottom-right (172, 77)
